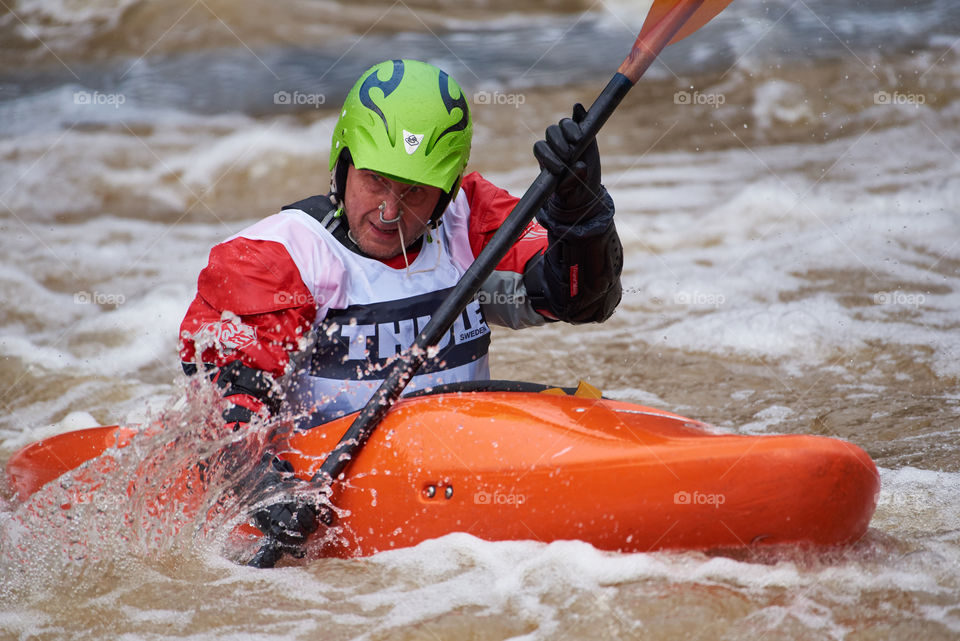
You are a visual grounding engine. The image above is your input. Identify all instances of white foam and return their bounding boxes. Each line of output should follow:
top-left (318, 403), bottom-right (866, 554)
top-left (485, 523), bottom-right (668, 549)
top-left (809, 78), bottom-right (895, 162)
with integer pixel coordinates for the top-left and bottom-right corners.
top-left (0, 90), bottom-right (337, 226)
top-left (604, 386), bottom-right (670, 408)
top-left (740, 405), bottom-right (794, 434)
top-left (752, 79), bottom-right (816, 131)
top-left (348, 517), bottom-right (957, 638)
top-left (0, 216), bottom-right (219, 378)
top-left (875, 467), bottom-right (960, 537)
top-left (170, 117), bottom-right (335, 191)
top-left (0, 380), bottom-right (114, 451)
top-left (68, 282), bottom-right (194, 375)
top-left (607, 122), bottom-right (960, 377)
top-left (59, 410), bottom-right (101, 430)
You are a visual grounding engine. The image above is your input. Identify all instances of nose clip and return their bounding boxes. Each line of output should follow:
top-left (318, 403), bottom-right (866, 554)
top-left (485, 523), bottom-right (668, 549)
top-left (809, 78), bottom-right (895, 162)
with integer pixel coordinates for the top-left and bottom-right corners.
top-left (378, 201), bottom-right (403, 224)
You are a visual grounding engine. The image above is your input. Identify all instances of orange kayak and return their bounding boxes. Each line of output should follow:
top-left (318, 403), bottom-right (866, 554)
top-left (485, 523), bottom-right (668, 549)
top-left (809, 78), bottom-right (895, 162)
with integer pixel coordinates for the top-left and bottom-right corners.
top-left (5, 389), bottom-right (880, 558)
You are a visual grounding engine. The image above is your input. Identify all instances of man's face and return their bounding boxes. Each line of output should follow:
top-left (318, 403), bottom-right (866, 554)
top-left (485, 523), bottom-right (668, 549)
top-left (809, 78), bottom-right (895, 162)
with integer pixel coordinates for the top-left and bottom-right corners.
top-left (343, 165), bottom-right (443, 260)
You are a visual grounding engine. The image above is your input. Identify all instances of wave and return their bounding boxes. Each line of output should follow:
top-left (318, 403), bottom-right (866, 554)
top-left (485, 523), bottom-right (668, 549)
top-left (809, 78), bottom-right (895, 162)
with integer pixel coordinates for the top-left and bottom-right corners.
top-left (0, 0), bottom-right (598, 71)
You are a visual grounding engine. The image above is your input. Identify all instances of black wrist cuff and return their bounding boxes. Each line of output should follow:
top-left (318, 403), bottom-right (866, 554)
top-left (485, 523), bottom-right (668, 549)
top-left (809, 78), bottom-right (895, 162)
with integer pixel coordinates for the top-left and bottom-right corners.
top-left (184, 360), bottom-right (280, 415)
top-left (222, 404), bottom-right (255, 425)
top-left (545, 187), bottom-right (606, 224)
top-left (536, 188), bottom-right (615, 238)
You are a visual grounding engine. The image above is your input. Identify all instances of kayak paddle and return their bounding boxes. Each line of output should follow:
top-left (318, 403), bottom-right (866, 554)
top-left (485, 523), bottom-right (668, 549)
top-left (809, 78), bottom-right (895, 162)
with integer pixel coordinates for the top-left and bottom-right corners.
top-left (249, 0), bottom-right (734, 568)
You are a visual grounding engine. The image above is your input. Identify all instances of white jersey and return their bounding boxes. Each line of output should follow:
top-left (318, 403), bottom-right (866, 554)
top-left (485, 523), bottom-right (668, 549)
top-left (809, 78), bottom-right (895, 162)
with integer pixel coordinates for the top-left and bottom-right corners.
top-left (232, 191), bottom-right (491, 424)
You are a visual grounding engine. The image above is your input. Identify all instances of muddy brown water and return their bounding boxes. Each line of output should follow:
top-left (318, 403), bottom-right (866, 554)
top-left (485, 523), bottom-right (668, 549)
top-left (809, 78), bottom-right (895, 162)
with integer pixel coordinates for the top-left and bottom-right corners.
top-left (2, 1), bottom-right (959, 639)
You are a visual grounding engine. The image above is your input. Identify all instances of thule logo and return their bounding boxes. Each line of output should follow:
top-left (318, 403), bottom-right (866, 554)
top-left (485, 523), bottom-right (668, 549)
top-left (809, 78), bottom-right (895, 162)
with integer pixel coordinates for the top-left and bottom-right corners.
top-left (310, 290), bottom-right (491, 380)
top-left (340, 302), bottom-right (488, 361)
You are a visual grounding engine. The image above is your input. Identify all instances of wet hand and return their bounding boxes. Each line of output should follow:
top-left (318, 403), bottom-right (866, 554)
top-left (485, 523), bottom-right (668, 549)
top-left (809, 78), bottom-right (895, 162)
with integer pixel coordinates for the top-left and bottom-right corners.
top-left (251, 498), bottom-right (319, 556)
top-left (247, 455), bottom-right (323, 557)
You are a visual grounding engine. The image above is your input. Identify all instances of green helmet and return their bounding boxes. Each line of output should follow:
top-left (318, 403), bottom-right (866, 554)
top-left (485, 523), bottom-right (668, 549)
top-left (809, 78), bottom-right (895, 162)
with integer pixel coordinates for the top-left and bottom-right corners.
top-left (330, 59), bottom-right (472, 200)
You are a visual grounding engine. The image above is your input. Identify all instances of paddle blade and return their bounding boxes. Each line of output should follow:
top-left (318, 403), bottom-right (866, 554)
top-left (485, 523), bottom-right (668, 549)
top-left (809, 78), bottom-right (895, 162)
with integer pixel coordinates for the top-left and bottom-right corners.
top-left (640, 0), bottom-right (733, 45)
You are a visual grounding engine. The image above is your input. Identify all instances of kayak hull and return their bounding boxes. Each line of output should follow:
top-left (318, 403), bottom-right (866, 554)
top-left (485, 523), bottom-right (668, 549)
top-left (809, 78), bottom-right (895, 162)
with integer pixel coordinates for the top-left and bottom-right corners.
top-left (284, 392), bottom-right (879, 557)
top-left (5, 391), bottom-right (880, 558)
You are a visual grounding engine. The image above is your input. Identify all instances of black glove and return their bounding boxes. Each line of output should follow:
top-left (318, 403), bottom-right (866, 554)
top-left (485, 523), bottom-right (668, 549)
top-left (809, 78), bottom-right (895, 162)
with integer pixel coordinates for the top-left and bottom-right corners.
top-left (533, 103), bottom-right (604, 223)
top-left (247, 454), bottom-right (324, 558)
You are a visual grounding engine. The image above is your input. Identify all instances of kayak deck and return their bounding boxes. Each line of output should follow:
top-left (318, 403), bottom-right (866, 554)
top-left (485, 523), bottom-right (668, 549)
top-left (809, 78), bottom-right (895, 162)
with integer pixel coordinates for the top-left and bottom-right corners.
top-left (5, 391), bottom-right (880, 558)
top-left (284, 392), bottom-right (879, 557)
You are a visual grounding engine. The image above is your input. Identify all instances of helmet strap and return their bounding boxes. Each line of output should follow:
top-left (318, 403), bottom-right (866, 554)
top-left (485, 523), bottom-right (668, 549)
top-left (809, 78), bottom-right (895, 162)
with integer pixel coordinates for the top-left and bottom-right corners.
top-left (330, 149), bottom-right (353, 206)
top-left (428, 174), bottom-right (462, 229)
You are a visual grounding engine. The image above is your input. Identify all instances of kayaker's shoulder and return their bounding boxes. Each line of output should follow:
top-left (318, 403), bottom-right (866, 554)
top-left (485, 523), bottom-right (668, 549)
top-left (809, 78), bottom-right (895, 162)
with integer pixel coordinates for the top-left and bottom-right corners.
top-left (460, 171), bottom-right (518, 203)
top-left (458, 172), bottom-right (521, 235)
top-left (280, 193), bottom-right (337, 223)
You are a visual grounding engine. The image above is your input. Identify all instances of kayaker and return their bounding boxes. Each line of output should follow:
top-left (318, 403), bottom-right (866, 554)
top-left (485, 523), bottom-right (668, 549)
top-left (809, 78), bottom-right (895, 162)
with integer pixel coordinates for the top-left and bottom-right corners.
top-left (177, 59), bottom-right (622, 554)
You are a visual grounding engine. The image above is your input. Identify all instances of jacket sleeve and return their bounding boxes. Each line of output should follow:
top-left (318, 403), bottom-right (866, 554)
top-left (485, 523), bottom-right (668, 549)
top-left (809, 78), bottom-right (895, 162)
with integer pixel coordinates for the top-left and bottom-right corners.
top-left (462, 171), bottom-right (622, 327)
top-left (179, 237), bottom-right (318, 421)
top-left (461, 172), bottom-right (550, 329)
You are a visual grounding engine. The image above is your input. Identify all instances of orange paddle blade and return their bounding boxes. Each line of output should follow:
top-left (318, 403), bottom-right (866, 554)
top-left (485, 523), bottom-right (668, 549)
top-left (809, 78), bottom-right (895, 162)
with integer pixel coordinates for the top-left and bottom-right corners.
top-left (640, 0), bottom-right (734, 46)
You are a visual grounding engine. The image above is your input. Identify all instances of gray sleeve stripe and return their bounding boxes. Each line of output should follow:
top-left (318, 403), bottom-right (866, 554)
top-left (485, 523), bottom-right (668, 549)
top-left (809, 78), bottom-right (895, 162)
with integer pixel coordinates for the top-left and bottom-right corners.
top-left (479, 271), bottom-right (547, 329)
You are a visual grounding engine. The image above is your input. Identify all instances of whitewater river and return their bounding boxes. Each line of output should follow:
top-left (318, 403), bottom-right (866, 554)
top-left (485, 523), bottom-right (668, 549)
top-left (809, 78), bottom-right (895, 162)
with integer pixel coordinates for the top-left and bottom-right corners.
top-left (1, 0), bottom-right (959, 639)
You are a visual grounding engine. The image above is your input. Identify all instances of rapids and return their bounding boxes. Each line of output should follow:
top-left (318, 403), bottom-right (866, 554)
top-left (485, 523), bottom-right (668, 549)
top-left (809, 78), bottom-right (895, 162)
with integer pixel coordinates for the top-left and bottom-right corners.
top-left (1, 0), bottom-right (959, 639)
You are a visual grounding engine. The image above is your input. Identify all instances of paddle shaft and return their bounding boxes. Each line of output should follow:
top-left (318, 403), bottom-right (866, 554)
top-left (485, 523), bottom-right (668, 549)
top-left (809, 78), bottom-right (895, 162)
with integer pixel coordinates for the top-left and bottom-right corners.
top-left (249, 0), bottom-right (707, 568)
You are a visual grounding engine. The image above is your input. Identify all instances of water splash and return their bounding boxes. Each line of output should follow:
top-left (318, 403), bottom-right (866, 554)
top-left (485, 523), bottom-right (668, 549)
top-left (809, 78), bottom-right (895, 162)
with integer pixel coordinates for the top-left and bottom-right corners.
top-left (0, 375), bottom-right (341, 600)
